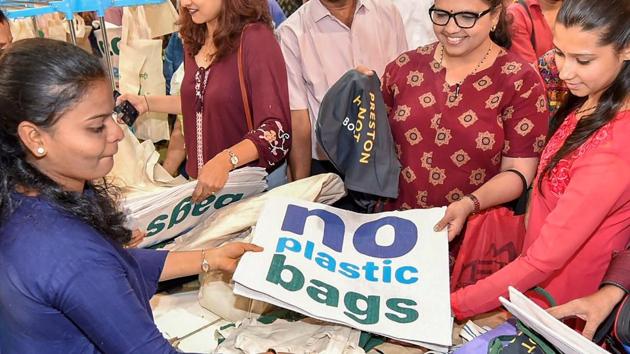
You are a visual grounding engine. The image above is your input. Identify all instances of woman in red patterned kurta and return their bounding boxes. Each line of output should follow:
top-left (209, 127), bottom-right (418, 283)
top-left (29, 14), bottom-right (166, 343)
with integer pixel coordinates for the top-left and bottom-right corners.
top-left (382, 0), bottom-right (548, 239)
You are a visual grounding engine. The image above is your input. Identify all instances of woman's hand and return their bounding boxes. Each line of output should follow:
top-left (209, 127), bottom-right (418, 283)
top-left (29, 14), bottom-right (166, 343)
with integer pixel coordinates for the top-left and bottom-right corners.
top-left (355, 65), bottom-right (374, 76)
top-left (434, 198), bottom-right (475, 241)
top-left (192, 152), bottom-right (232, 203)
top-left (207, 242), bottom-right (264, 273)
top-left (116, 93), bottom-right (149, 116)
top-left (547, 285), bottom-right (625, 340)
top-left (126, 229), bottom-right (146, 248)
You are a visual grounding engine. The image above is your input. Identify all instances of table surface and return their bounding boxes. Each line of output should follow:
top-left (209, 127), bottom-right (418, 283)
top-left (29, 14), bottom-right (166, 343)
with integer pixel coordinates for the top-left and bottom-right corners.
top-left (151, 290), bottom-right (230, 353)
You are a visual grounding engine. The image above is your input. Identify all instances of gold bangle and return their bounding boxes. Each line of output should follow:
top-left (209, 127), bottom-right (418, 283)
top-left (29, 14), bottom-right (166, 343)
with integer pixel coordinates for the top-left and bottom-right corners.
top-left (143, 95), bottom-right (150, 112)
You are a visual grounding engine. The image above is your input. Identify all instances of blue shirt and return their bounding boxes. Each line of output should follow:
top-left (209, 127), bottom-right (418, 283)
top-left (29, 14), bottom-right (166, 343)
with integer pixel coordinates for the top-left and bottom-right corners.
top-left (0, 194), bottom-right (175, 353)
top-left (268, 0), bottom-right (287, 27)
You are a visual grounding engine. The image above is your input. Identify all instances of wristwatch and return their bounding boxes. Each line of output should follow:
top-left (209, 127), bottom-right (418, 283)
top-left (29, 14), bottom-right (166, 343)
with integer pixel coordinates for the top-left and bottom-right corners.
top-left (201, 249), bottom-right (210, 273)
top-left (226, 149), bottom-right (239, 170)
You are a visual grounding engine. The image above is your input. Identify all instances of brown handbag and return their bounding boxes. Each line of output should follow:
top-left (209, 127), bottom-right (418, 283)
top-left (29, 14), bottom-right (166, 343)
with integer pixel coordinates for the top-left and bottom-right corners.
top-left (238, 24), bottom-right (254, 131)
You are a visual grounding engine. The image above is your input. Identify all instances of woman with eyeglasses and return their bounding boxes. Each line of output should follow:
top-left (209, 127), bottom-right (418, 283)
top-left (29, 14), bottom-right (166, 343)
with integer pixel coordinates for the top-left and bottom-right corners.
top-left (381, 0), bottom-right (548, 241)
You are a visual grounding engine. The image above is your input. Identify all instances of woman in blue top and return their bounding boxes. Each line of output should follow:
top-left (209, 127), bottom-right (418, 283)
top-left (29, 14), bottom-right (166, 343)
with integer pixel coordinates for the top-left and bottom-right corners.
top-left (0, 38), bottom-right (262, 353)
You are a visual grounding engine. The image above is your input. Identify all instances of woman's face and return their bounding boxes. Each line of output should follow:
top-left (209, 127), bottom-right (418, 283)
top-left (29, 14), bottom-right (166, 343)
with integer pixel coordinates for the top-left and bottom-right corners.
top-left (553, 23), bottom-right (630, 100)
top-left (432, 0), bottom-right (500, 57)
top-left (29, 79), bottom-right (123, 191)
top-left (181, 0), bottom-right (223, 25)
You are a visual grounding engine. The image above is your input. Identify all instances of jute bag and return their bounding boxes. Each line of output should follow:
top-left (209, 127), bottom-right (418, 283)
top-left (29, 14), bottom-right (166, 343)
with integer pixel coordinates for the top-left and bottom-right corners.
top-left (94, 24), bottom-right (123, 84)
top-left (119, 7), bottom-right (170, 142)
top-left (9, 18), bottom-right (37, 41)
top-left (107, 120), bottom-right (186, 193)
top-left (45, 13), bottom-right (67, 42)
top-left (141, 2), bottom-right (179, 38)
top-left (64, 15), bottom-right (92, 52)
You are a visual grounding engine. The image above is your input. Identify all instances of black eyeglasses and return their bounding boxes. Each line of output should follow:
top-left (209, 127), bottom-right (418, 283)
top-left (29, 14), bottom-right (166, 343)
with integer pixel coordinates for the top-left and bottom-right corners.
top-left (428, 6), bottom-right (493, 29)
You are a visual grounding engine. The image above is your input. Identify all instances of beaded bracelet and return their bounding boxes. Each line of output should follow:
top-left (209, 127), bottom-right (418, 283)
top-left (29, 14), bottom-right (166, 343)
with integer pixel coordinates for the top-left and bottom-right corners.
top-left (464, 193), bottom-right (481, 214)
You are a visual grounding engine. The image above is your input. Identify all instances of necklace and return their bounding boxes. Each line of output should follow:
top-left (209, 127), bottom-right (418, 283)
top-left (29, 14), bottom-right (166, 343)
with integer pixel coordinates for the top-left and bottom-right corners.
top-left (203, 49), bottom-right (215, 66)
top-left (439, 42), bottom-right (494, 97)
top-left (575, 105), bottom-right (597, 115)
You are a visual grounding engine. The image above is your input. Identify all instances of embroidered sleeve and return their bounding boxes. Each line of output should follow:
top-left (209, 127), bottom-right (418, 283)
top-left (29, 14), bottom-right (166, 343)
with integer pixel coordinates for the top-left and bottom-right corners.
top-left (245, 120), bottom-right (291, 168)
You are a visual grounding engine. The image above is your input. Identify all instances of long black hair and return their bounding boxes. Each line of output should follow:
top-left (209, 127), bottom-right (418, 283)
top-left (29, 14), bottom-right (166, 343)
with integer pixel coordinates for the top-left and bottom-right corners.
top-left (487, 0), bottom-right (512, 49)
top-left (0, 38), bottom-right (131, 245)
top-left (538, 0), bottom-right (630, 188)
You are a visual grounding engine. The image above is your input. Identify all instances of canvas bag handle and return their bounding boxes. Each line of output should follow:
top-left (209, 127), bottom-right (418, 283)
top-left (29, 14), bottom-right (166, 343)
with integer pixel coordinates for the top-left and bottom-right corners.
top-left (238, 24), bottom-right (254, 131)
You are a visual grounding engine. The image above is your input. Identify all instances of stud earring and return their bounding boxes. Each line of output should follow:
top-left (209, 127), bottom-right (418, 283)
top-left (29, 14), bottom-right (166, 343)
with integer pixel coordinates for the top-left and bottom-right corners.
top-left (36, 147), bottom-right (46, 155)
top-left (491, 24), bottom-right (497, 32)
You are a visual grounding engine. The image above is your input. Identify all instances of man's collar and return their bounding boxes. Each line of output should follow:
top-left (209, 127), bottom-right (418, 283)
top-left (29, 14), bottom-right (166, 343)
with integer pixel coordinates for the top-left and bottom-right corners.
top-left (310, 0), bottom-right (369, 23)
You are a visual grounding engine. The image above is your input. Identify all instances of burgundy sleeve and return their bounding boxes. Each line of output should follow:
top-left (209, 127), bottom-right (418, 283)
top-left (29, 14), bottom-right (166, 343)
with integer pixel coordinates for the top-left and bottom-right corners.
top-left (502, 64), bottom-right (549, 158)
top-left (242, 23), bottom-right (292, 169)
top-left (602, 250), bottom-right (630, 293)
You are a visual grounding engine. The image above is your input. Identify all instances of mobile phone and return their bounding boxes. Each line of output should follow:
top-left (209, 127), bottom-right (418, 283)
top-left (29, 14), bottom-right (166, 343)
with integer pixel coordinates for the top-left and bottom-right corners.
top-left (113, 90), bottom-right (140, 127)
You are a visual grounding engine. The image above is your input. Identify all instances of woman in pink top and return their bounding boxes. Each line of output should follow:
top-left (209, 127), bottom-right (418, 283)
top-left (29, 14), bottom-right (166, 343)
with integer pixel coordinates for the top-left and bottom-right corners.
top-left (452, 0), bottom-right (630, 320)
top-left (507, 0), bottom-right (563, 64)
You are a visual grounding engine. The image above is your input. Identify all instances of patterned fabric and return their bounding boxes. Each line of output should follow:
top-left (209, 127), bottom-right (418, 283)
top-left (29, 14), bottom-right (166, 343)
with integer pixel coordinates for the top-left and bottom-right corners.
top-left (383, 43), bottom-right (549, 209)
top-left (538, 50), bottom-right (569, 116)
top-left (538, 112), bottom-right (612, 195)
top-left (194, 67), bottom-right (211, 171)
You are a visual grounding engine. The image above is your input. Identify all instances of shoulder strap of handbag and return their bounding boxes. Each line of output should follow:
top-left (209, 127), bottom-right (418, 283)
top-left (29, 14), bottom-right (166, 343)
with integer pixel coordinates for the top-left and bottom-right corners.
top-left (517, 0), bottom-right (537, 52)
top-left (238, 24), bottom-right (254, 131)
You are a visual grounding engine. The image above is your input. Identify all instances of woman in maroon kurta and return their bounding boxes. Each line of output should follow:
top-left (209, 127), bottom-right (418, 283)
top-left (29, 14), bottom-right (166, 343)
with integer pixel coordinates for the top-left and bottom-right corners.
top-left (383, 44), bottom-right (548, 210)
top-left (119, 0), bottom-right (291, 203)
top-left (382, 0), bottom-right (549, 240)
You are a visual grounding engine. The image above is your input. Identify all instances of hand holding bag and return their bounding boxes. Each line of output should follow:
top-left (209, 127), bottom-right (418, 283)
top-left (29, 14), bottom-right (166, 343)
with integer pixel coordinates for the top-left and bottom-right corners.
top-left (450, 169), bottom-right (529, 291)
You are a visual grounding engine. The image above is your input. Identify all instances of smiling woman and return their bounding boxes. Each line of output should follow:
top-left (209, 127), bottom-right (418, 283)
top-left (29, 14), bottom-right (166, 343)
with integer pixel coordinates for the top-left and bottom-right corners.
top-left (381, 0), bottom-right (548, 242)
top-left (118, 0), bottom-right (292, 202)
top-left (0, 38), bottom-right (262, 353)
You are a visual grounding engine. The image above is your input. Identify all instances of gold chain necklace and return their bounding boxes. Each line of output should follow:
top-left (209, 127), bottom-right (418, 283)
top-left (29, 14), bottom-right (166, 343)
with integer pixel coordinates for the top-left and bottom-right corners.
top-left (439, 42), bottom-right (494, 97)
top-left (575, 105), bottom-right (597, 115)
